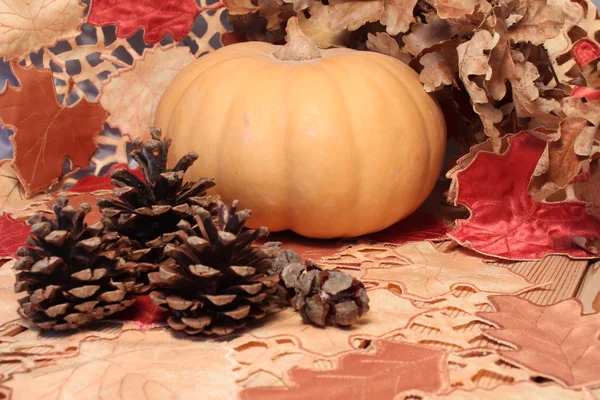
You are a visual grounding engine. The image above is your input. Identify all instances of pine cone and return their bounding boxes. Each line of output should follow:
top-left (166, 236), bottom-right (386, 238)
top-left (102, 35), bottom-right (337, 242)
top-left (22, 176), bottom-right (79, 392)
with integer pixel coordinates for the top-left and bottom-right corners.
top-left (97, 127), bottom-right (218, 290)
top-left (148, 201), bottom-right (280, 336)
top-left (13, 197), bottom-right (136, 331)
top-left (279, 258), bottom-right (370, 327)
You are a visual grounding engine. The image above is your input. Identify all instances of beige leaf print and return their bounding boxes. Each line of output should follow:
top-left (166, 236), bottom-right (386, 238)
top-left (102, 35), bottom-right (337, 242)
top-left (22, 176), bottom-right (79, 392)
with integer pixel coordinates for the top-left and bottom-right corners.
top-left (250, 288), bottom-right (419, 356)
top-left (0, 0), bottom-right (85, 60)
top-left (5, 329), bottom-right (238, 400)
top-left (322, 242), bottom-right (532, 298)
top-left (100, 44), bottom-right (196, 141)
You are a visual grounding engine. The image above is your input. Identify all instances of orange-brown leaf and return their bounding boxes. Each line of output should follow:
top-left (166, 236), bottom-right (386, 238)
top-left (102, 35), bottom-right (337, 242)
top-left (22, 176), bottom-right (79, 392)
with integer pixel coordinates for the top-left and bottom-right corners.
top-left (241, 340), bottom-right (447, 399)
top-left (0, 64), bottom-right (107, 196)
top-left (478, 295), bottom-right (600, 387)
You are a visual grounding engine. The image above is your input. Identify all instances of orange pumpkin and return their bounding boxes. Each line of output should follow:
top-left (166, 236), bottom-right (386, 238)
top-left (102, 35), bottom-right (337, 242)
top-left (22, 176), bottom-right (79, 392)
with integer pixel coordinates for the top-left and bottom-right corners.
top-left (155, 18), bottom-right (446, 238)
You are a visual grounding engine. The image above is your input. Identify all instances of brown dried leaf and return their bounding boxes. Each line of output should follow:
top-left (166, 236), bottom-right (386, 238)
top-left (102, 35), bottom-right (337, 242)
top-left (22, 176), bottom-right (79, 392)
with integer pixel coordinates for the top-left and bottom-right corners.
top-left (507, 0), bottom-right (566, 45)
top-left (531, 117), bottom-right (597, 200)
top-left (223, 0), bottom-right (259, 14)
top-left (435, 0), bottom-right (479, 19)
top-left (366, 32), bottom-right (411, 63)
top-left (298, 2), bottom-right (348, 47)
top-left (381, 0), bottom-right (418, 36)
top-left (282, 0), bottom-right (315, 12)
top-left (419, 51), bottom-right (455, 91)
top-left (329, 0), bottom-right (385, 31)
top-left (457, 30), bottom-right (495, 104)
top-left (5, 330), bottom-right (238, 399)
top-left (402, 12), bottom-right (457, 56)
top-left (484, 9), bottom-right (516, 101)
top-left (473, 102), bottom-right (504, 147)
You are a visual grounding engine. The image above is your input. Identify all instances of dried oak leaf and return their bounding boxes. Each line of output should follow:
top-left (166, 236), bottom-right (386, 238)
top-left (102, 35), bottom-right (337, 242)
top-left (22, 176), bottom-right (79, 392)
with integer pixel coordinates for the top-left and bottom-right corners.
top-left (250, 288), bottom-right (420, 356)
top-left (484, 8), bottom-right (516, 101)
top-left (0, 64), bottom-right (107, 196)
top-left (507, 0), bottom-right (567, 46)
top-left (530, 117), bottom-right (597, 200)
top-left (328, 0), bottom-right (385, 32)
top-left (477, 295), bottom-right (600, 387)
top-left (0, 160), bottom-right (51, 219)
top-left (0, 214), bottom-right (30, 260)
top-left (435, 0), bottom-right (479, 19)
top-left (381, 0), bottom-right (417, 36)
top-left (543, 0), bottom-right (585, 57)
top-left (323, 242), bottom-right (532, 298)
top-left (366, 32), bottom-right (411, 64)
top-left (100, 45), bottom-right (195, 141)
top-left (4, 329), bottom-right (237, 400)
top-left (420, 51), bottom-right (455, 92)
top-left (88, 0), bottom-right (201, 44)
top-left (457, 30), bottom-right (495, 104)
top-left (402, 12), bottom-right (457, 56)
top-left (282, 0), bottom-right (315, 12)
top-left (298, 3), bottom-right (349, 48)
top-left (448, 131), bottom-right (600, 260)
top-left (0, 0), bottom-right (85, 61)
top-left (241, 340), bottom-right (447, 400)
top-left (423, 381), bottom-right (594, 399)
top-left (224, 0), bottom-right (260, 14)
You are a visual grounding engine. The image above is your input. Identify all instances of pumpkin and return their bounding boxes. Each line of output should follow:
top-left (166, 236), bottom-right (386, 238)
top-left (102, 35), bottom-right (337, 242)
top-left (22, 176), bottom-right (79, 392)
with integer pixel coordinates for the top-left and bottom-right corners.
top-left (154, 17), bottom-right (446, 239)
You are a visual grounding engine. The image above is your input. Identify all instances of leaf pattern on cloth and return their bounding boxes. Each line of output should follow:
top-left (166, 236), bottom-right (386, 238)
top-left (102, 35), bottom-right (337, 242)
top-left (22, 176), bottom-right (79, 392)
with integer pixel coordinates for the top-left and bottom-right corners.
top-left (249, 288), bottom-right (419, 356)
top-left (447, 131), bottom-right (600, 260)
top-left (99, 45), bottom-right (196, 141)
top-left (320, 242), bottom-right (532, 298)
top-left (0, 64), bottom-right (107, 196)
top-left (87, 0), bottom-right (203, 44)
top-left (240, 340), bottom-right (447, 400)
top-left (0, 0), bottom-right (85, 61)
top-left (478, 295), bottom-right (600, 387)
top-left (4, 329), bottom-right (238, 400)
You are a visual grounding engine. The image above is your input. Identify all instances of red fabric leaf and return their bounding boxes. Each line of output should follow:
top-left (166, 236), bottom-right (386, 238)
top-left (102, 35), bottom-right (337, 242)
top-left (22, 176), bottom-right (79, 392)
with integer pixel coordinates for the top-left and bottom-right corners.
top-left (0, 64), bottom-right (107, 196)
top-left (110, 295), bottom-right (167, 327)
top-left (572, 38), bottom-right (600, 69)
top-left (88, 0), bottom-right (202, 44)
top-left (448, 131), bottom-right (600, 260)
top-left (0, 213), bottom-right (30, 259)
top-left (241, 340), bottom-right (447, 400)
top-left (68, 163), bottom-right (143, 193)
top-left (367, 210), bottom-right (449, 244)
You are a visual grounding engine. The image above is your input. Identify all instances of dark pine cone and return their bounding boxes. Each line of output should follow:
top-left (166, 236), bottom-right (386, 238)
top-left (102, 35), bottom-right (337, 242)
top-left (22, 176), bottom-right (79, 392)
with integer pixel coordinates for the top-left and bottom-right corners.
top-left (148, 201), bottom-right (280, 336)
top-left (13, 197), bottom-right (136, 331)
top-left (271, 244), bottom-right (370, 327)
top-left (97, 127), bottom-right (218, 290)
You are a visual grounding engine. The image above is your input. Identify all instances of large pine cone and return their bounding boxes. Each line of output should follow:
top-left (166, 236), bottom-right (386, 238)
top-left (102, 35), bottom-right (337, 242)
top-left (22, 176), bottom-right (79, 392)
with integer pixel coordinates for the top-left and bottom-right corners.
top-left (14, 197), bottom-right (136, 331)
top-left (148, 201), bottom-right (280, 336)
top-left (97, 127), bottom-right (217, 259)
top-left (97, 128), bottom-right (218, 292)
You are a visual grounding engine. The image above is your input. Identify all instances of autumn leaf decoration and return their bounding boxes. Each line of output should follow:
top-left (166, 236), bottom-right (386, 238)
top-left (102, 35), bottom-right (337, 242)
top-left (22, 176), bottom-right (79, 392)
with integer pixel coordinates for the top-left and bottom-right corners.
top-left (0, 64), bottom-right (107, 196)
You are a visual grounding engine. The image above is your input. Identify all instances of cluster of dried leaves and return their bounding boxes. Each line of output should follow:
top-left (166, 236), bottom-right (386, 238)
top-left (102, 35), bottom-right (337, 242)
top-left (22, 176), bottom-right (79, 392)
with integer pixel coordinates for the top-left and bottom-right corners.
top-left (224, 0), bottom-right (600, 204)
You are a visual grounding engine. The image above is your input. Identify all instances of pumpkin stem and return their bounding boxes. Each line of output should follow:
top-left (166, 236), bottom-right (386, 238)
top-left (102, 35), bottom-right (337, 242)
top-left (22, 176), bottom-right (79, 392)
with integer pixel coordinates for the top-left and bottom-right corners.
top-left (273, 17), bottom-right (322, 61)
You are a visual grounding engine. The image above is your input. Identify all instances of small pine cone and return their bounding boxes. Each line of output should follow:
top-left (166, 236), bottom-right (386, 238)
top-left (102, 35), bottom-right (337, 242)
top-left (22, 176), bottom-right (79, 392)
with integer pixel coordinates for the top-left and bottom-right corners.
top-left (14, 197), bottom-right (136, 331)
top-left (148, 201), bottom-right (280, 336)
top-left (97, 128), bottom-right (218, 265)
top-left (280, 260), bottom-right (370, 327)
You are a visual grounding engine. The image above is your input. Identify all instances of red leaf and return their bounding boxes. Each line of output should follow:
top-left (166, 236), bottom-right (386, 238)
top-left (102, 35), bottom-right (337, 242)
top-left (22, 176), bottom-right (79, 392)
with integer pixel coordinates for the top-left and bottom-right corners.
top-left (0, 64), bottom-right (107, 196)
top-left (240, 340), bottom-right (447, 400)
top-left (88, 0), bottom-right (202, 44)
top-left (68, 163), bottom-right (143, 193)
top-left (448, 131), bottom-right (600, 260)
top-left (0, 213), bottom-right (30, 259)
top-left (572, 38), bottom-right (600, 69)
top-left (110, 295), bottom-right (167, 327)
